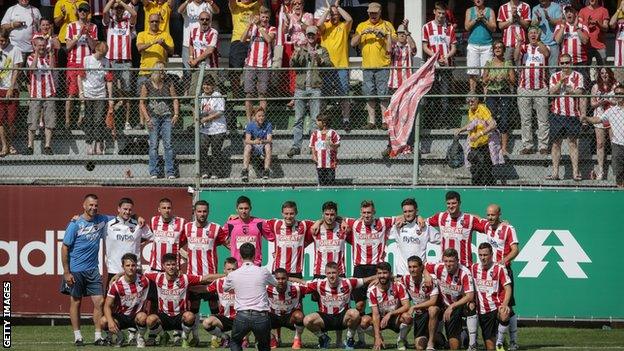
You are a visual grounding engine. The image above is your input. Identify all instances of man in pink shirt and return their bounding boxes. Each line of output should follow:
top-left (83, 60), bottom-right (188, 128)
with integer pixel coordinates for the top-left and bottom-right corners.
top-left (578, 0), bottom-right (609, 65)
top-left (224, 196), bottom-right (273, 266)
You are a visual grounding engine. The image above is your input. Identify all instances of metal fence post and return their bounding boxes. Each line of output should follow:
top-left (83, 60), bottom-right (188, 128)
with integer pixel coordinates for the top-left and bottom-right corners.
top-left (412, 109), bottom-right (421, 186)
top-left (194, 65), bottom-right (206, 192)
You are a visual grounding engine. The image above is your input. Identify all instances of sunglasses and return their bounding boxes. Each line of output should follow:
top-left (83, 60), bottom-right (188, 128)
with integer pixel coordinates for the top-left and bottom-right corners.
top-left (560, 61), bottom-right (571, 65)
top-left (199, 18), bottom-right (210, 21)
top-left (78, 9), bottom-right (89, 12)
top-left (150, 20), bottom-right (160, 23)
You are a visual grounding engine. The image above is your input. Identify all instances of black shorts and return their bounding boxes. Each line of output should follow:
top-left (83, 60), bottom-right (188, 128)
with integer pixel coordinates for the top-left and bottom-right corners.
top-left (550, 113), bottom-right (582, 140)
top-left (312, 273), bottom-right (345, 302)
top-left (188, 289), bottom-right (217, 303)
top-left (229, 40), bottom-right (249, 68)
top-left (413, 310), bottom-right (429, 339)
top-left (158, 313), bottom-right (183, 331)
top-left (441, 305), bottom-right (465, 340)
top-left (507, 266), bottom-right (516, 307)
top-left (215, 314), bottom-right (234, 332)
top-left (319, 310), bottom-right (347, 332)
top-left (479, 310), bottom-right (499, 342)
top-left (367, 313), bottom-right (401, 333)
top-left (270, 311), bottom-right (298, 330)
top-left (351, 264), bottom-right (377, 303)
top-left (113, 313), bottom-right (137, 330)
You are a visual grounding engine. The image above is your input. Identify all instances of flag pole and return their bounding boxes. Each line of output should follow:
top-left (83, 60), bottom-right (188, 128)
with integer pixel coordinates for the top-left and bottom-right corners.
top-left (412, 107), bottom-right (421, 186)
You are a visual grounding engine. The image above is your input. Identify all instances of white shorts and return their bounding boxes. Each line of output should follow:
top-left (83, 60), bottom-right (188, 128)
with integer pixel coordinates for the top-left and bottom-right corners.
top-left (466, 43), bottom-right (493, 76)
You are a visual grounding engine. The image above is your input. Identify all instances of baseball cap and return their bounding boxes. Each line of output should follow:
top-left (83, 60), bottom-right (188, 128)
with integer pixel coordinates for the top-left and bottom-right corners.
top-left (306, 26), bottom-right (318, 35)
top-left (397, 24), bottom-right (406, 33)
top-left (367, 2), bottom-right (381, 13)
top-left (78, 2), bottom-right (91, 12)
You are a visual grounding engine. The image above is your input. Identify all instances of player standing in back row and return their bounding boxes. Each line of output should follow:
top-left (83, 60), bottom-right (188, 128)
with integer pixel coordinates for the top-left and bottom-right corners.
top-left (427, 191), bottom-right (484, 267)
top-left (343, 200), bottom-right (408, 346)
top-left (183, 200), bottom-right (229, 343)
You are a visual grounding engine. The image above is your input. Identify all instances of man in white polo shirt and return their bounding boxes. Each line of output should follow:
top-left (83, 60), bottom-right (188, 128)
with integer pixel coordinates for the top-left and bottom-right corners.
top-left (223, 242), bottom-right (277, 351)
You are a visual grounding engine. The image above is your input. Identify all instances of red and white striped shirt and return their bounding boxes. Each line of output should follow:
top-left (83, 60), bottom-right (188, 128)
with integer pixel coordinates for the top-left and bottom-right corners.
top-left (245, 24), bottom-right (277, 68)
top-left (309, 129), bottom-right (340, 169)
top-left (66, 21), bottom-right (98, 66)
top-left (470, 263), bottom-right (510, 314)
top-left (105, 12), bottom-right (133, 61)
top-left (207, 277), bottom-right (236, 319)
top-left (476, 220), bottom-right (518, 267)
top-left (311, 222), bottom-right (347, 276)
top-left (400, 274), bottom-right (438, 306)
top-left (388, 43), bottom-right (414, 89)
top-left (422, 20), bottom-right (456, 63)
top-left (306, 277), bottom-right (363, 314)
top-left (346, 217), bottom-right (395, 267)
top-left (264, 219), bottom-right (313, 274)
top-left (148, 216), bottom-right (187, 271)
top-left (184, 221), bottom-right (228, 276)
top-left (144, 272), bottom-right (201, 316)
top-left (367, 282), bottom-right (408, 316)
top-left (497, 1), bottom-right (531, 47)
top-left (27, 54), bottom-right (56, 98)
top-left (106, 274), bottom-right (150, 316)
top-left (267, 282), bottom-right (308, 316)
top-left (189, 26), bottom-right (219, 68)
top-left (555, 23), bottom-right (589, 63)
top-left (518, 43), bottom-right (549, 90)
top-left (427, 212), bottom-right (483, 267)
top-left (91, 0), bottom-right (106, 16)
top-left (549, 70), bottom-right (584, 117)
top-left (615, 22), bottom-right (624, 66)
top-left (426, 262), bottom-right (474, 307)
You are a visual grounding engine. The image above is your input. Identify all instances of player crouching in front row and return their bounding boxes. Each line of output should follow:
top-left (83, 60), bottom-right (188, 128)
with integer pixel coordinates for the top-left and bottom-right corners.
top-left (471, 243), bottom-right (513, 351)
top-left (267, 269), bottom-right (308, 349)
top-left (101, 253), bottom-right (149, 347)
top-left (144, 253), bottom-right (223, 347)
top-left (360, 262), bottom-right (413, 351)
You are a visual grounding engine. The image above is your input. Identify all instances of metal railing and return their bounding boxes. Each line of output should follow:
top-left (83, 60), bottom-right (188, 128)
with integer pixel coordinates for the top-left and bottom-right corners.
top-left (0, 64), bottom-right (621, 188)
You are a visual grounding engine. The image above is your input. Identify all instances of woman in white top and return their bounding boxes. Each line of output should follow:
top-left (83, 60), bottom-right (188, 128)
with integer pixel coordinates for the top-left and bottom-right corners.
top-left (589, 67), bottom-right (616, 180)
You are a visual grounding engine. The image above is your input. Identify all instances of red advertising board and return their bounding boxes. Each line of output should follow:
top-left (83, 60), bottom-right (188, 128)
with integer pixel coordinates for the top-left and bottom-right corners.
top-left (0, 186), bottom-right (192, 316)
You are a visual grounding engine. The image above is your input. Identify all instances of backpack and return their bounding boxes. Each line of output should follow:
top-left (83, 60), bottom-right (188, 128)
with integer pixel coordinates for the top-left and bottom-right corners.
top-left (446, 138), bottom-right (465, 169)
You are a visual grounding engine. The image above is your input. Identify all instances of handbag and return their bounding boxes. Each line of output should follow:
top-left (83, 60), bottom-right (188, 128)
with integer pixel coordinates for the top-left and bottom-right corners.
top-left (446, 138), bottom-right (465, 169)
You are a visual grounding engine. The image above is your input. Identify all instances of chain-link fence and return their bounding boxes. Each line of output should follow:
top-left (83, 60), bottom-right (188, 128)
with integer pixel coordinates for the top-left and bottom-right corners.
top-left (0, 64), bottom-right (621, 188)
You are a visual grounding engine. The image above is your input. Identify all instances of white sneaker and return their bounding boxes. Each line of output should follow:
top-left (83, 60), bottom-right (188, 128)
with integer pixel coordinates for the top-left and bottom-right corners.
top-left (210, 175), bottom-right (218, 179)
top-left (150, 175), bottom-right (158, 179)
top-left (124, 122), bottom-right (132, 130)
top-left (136, 335), bottom-right (146, 348)
top-left (509, 342), bottom-right (519, 351)
top-left (201, 174), bottom-right (209, 179)
top-left (167, 175), bottom-right (176, 180)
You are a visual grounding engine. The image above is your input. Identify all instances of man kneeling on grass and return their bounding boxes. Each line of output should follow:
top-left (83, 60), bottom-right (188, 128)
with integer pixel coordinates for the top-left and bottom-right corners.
top-left (360, 262), bottom-right (412, 351)
top-left (292, 262), bottom-right (376, 349)
top-left (101, 253), bottom-right (149, 347)
top-left (144, 253), bottom-right (223, 346)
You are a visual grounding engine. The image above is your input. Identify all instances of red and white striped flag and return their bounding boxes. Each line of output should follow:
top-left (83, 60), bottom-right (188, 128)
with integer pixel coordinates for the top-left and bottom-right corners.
top-left (383, 52), bottom-right (439, 157)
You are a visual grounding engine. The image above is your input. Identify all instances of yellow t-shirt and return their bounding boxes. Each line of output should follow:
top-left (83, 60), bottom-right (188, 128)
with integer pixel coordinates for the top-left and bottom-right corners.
top-left (355, 19), bottom-right (395, 68)
top-left (137, 30), bottom-right (174, 75)
top-left (321, 21), bottom-right (351, 68)
top-left (53, 0), bottom-right (88, 44)
top-left (144, 1), bottom-right (172, 34)
top-left (230, 0), bottom-right (261, 42)
top-left (467, 103), bottom-right (493, 149)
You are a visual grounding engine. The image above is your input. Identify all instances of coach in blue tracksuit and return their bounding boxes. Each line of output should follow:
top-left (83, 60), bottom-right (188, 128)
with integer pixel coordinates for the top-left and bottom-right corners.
top-left (60, 193), bottom-right (110, 346)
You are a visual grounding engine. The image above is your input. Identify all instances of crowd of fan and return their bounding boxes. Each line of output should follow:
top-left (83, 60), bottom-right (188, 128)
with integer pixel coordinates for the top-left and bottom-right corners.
top-left (0, 0), bottom-right (623, 186)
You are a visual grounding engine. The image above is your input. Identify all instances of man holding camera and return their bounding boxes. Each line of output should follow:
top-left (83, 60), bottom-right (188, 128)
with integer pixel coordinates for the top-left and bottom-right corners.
top-left (351, 2), bottom-right (395, 130)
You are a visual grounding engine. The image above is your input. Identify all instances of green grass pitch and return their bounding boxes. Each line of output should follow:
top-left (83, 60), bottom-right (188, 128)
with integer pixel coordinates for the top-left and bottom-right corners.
top-left (7, 325), bottom-right (624, 350)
